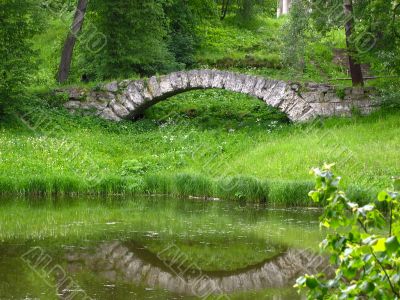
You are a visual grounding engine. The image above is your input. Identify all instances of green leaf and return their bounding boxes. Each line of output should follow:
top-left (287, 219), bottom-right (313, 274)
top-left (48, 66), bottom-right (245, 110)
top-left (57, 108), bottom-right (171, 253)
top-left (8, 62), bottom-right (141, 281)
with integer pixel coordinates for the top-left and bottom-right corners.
top-left (360, 281), bottom-right (374, 293)
top-left (343, 267), bottom-right (357, 279)
top-left (305, 276), bottom-right (319, 289)
top-left (321, 219), bottom-right (330, 228)
top-left (385, 236), bottom-right (399, 253)
top-left (372, 238), bottom-right (386, 252)
top-left (378, 191), bottom-right (390, 202)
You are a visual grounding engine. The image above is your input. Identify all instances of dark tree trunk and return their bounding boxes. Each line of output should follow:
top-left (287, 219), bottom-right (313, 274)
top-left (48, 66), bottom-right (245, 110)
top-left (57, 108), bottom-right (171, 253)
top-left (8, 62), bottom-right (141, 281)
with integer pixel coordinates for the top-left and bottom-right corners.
top-left (220, 0), bottom-right (230, 20)
top-left (57, 0), bottom-right (89, 83)
top-left (344, 0), bottom-right (364, 86)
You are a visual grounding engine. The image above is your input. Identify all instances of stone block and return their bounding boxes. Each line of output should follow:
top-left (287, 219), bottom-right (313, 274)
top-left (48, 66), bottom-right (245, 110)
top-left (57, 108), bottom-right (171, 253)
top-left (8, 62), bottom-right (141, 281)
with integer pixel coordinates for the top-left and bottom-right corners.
top-left (241, 75), bottom-right (257, 94)
top-left (147, 76), bottom-right (162, 98)
top-left (110, 100), bottom-right (130, 118)
top-left (199, 69), bottom-right (213, 88)
top-left (158, 75), bottom-right (174, 94)
top-left (168, 71), bottom-right (189, 90)
top-left (104, 81), bottom-right (118, 92)
top-left (251, 77), bottom-right (267, 99)
top-left (211, 70), bottom-right (226, 89)
top-left (187, 70), bottom-right (202, 88)
top-left (64, 101), bottom-right (82, 109)
top-left (100, 108), bottom-right (121, 121)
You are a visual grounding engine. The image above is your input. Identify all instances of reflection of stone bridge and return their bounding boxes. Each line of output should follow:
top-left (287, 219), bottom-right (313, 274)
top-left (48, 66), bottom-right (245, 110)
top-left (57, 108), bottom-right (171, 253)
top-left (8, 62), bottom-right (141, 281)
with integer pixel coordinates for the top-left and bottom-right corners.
top-left (65, 241), bottom-right (331, 296)
top-left (62, 70), bottom-right (376, 122)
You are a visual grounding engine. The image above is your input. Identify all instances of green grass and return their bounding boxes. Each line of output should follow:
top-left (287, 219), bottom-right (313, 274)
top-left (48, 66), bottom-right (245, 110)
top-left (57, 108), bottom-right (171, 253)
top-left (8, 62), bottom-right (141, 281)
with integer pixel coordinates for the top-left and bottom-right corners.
top-left (195, 14), bottom-right (354, 85)
top-left (0, 88), bottom-right (398, 205)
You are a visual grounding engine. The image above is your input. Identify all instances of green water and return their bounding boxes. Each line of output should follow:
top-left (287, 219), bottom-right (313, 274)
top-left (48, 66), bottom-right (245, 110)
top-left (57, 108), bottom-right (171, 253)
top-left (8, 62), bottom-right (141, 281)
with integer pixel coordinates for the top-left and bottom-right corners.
top-left (0, 197), bottom-right (325, 299)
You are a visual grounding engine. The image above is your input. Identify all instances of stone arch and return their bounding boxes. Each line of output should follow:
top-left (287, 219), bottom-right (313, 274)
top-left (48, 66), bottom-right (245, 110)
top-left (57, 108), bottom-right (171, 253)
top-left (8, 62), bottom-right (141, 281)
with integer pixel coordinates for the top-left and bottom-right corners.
top-left (65, 241), bottom-right (331, 296)
top-left (106, 70), bottom-right (314, 122)
top-left (65, 70), bottom-right (314, 121)
top-left (63, 70), bottom-right (376, 122)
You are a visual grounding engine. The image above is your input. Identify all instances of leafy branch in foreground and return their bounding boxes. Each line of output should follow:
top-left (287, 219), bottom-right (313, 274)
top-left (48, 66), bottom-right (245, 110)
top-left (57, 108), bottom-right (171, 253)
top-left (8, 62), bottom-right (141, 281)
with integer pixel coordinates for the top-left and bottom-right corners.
top-left (295, 164), bottom-right (400, 299)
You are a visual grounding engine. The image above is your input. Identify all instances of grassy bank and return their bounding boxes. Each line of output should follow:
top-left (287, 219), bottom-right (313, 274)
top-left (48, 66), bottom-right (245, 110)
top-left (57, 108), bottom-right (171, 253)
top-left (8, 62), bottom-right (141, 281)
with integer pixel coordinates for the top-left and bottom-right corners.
top-left (0, 89), bottom-right (398, 205)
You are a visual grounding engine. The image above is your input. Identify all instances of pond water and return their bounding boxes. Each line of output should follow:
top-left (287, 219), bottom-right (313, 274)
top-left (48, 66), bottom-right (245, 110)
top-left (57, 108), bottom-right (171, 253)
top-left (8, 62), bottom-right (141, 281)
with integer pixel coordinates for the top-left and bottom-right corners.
top-left (0, 197), bottom-right (326, 299)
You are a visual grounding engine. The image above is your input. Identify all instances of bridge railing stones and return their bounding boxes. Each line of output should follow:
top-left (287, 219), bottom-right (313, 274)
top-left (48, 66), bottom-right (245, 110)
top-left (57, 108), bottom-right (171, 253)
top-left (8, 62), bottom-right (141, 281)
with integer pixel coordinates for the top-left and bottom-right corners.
top-left (60, 70), bottom-right (378, 123)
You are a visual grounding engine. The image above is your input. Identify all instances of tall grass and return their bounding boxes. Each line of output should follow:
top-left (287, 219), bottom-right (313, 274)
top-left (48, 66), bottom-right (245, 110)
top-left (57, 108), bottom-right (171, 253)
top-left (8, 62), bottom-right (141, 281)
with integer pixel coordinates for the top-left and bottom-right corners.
top-left (215, 176), bottom-right (268, 202)
top-left (268, 180), bottom-right (315, 206)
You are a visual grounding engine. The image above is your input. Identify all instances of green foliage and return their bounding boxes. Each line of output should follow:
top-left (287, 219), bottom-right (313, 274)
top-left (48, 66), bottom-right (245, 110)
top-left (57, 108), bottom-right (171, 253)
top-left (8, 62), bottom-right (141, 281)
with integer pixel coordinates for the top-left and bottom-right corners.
top-left (145, 89), bottom-right (289, 129)
top-left (296, 164), bottom-right (400, 299)
top-left (76, 0), bottom-right (218, 80)
top-left (304, 0), bottom-right (400, 76)
top-left (0, 0), bottom-right (44, 115)
top-left (217, 0), bottom-right (276, 23)
top-left (78, 0), bottom-right (175, 80)
top-left (282, 1), bottom-right (347, 81)
top-left (120, 157), bottom-right (164, 177)
top-left (379, 83), bottom-right (400, 110)
top-left (352, 0), bottom-right (400, 74)
top-left (335, 87), bottom-right (346, 100)
top-left (196, 16), bottom-right (284, 69)
top-left (282, 0), bottom-right (310, 71)
top-left (120, 159), bottom-right (148, 176)
top-left (164, 0), bottom-right (200, 67)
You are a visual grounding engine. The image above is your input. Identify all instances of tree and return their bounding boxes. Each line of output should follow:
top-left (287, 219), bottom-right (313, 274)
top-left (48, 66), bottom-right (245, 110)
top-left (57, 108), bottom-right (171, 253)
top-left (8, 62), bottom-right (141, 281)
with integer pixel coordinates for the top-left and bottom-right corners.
top-left (0, 0), bottom-right (43, 115)
top-left (344, 0), bottom-right (364, 86)
top-left (57, 0), bottom-right (88, 83)
top-left (77, 0), bottom-right (176, 79)
top-left (220, 0), bottom-right (231, 20)
top-left (165, 0), bottom-right (200, 67)
top-left (283, 0), bottom-right (396, 86)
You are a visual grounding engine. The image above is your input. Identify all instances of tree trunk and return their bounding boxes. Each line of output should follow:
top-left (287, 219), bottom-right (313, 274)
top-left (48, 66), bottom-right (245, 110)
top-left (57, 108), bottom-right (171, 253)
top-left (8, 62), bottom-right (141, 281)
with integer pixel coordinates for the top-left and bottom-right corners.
top-left (344, 0), bottom-right (364, 86)
top-left (57, 0), bottom-right (89, 83)
top-left (220, 0), bottom-right (230, 20)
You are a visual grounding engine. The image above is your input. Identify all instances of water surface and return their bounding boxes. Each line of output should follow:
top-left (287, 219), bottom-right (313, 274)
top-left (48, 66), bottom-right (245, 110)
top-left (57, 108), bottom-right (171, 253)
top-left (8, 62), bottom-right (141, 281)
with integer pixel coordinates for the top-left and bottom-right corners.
top-left (0, 196), bottom-right (325, 299)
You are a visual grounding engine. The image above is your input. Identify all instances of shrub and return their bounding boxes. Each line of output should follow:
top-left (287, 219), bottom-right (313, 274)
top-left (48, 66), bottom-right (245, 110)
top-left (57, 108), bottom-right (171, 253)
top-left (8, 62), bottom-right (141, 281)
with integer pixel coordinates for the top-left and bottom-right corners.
top-left (121, 159), bottom-right (148, 176)
top-left (296, 164), bottom-right (400, 299)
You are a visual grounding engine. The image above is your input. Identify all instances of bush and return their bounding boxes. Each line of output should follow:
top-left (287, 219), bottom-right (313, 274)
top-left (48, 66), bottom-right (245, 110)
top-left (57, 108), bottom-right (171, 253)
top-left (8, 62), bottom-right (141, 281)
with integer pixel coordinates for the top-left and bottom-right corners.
top-left (380, 84), bottom-right (400, 110)
top-left (0, 0), bottom-right (43, 116)
top-left (296, 165), bottom-right (400, 299)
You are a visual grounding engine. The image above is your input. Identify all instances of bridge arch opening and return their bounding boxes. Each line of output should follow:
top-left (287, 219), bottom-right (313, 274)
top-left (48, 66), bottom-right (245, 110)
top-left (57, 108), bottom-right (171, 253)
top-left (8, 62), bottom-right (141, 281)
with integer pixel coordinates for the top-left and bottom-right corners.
top-left (142, 89), bottom-right (290, 129)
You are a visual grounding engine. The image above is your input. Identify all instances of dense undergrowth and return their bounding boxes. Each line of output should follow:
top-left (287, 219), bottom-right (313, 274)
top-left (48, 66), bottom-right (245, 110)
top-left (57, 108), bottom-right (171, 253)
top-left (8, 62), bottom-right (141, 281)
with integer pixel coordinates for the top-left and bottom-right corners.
top-left (0, 88), bottom-right (398, 205)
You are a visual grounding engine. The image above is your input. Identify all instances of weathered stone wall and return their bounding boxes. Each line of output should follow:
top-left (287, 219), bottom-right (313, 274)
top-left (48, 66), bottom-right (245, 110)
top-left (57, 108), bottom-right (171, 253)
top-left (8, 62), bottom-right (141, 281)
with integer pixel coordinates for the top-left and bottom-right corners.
top-left (301, 83), bottom-right (377, 118)
top-left (60, 70), bottom-right (378, 123)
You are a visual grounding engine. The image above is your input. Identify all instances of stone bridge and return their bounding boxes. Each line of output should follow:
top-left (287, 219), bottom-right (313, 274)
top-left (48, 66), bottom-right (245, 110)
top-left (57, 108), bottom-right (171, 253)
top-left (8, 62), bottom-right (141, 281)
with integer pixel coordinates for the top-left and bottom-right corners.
top-left (64, 241), bottom-right (332, 297)
top-left (62, 69), bottom-right (376, 122)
